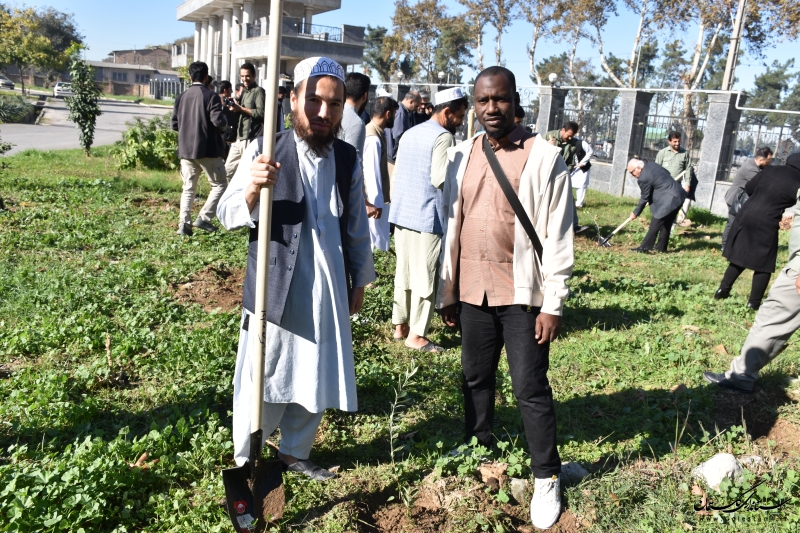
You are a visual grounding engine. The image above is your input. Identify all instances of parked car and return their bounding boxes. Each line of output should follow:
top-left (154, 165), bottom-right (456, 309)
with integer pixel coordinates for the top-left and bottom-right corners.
top-left (0, 75), bottom-right (14, 90)
top-left (53, 82), bottom-right (73, 98)
top-left (732, 149), bottom-right (752, 167)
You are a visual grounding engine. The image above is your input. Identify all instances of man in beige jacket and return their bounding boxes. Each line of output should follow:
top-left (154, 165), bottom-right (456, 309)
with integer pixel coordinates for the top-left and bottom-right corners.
top-left (437, 66), bottom-right (574, 530)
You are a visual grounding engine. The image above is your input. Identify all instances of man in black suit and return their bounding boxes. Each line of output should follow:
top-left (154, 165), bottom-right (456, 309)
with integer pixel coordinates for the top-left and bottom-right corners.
top-left (627, 158), bottom-right (686, 253)
top-left (170, 61), bottom-right (227, 236)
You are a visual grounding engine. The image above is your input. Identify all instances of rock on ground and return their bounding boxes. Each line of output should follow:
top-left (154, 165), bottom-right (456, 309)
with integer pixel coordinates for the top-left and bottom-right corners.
top-left (561, 461), bottom-right (590, 486)
top-left (693, 453), bottom-right (743, 490)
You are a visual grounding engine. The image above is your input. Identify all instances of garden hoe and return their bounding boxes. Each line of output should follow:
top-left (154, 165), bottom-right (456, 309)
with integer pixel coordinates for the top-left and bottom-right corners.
top-left (597, 217), bottom-right (633, 247)
top-left (221, 0), bottom-right (285, 530)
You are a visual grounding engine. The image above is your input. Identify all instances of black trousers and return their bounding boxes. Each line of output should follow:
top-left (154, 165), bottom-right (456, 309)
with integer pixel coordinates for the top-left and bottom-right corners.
top-left (720, 263), bottom-right (772, 304)
top-left (459, 300), bottom-right (561, 478)
top-left (640, 206), bottom-right (681, 251)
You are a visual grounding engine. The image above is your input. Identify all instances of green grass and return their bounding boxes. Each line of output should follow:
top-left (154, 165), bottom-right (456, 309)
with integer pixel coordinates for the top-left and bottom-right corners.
top-left (1, 147), bottom-right (799, 532)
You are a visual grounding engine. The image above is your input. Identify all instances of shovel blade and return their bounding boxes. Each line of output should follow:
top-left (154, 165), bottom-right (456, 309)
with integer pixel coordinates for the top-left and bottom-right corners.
top-left (223, 459), bottom-right (285, 532)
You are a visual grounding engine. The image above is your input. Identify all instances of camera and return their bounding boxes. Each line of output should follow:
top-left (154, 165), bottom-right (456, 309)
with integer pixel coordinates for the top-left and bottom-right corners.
top-left (224, 97), bottom-right (236, 106)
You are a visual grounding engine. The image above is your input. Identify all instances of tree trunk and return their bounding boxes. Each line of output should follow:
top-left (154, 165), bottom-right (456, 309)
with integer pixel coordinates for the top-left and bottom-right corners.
top-left (476, 29), bottom-right (484, 72)
top-left (495, 29), bottom-right (502, 66)
top-left (529, 25), bottom-right (542, 86)
top-left (596, 28), bottom-right (626, 88)
top-left (567, 34), bottom-right (584, 117)
top-left (628, 0), bottom-right (648, 88)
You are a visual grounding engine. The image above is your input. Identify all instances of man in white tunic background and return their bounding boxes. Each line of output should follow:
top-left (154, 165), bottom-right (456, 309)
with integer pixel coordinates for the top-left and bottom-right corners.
top-left (571, 137), bottom-right (593, 209)
top-left (363, 95), bottom-right (399, 251)
top-left (217, 57), bottom-right (375, 481)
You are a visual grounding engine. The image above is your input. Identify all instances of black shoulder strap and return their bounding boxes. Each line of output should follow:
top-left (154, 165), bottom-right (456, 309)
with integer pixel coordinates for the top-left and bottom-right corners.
top-left (481, 135), bottom-right (543, 262)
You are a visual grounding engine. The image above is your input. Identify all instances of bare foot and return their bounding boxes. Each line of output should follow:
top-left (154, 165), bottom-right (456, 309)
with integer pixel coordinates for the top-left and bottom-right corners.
top-left (277, 451), bottom-right (298, 465)
top-left (394, 323), bottom-right (409, 340)
top-left (404, 332), bottom-right (430, 349)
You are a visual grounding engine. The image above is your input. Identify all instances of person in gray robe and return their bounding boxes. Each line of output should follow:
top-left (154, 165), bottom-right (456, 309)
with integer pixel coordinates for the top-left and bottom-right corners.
top-left (216, 57), bottom-right (375, 481)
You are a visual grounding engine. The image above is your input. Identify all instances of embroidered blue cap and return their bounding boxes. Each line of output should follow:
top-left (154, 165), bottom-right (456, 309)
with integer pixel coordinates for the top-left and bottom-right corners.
top-left (293, 57), bottom-right (345, 85)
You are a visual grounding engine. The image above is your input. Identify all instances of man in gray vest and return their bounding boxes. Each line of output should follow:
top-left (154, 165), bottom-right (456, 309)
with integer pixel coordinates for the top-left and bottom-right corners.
top-left (363, 95), bottom-right (399, 251)
top-left (216, 56), bottom-right (375, 481)
top-left (389, 87), bottom-right (468, 351)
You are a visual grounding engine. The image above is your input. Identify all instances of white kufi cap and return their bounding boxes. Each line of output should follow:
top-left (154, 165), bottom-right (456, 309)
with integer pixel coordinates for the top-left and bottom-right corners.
top-left (376, 87), bottom-right (393, 98)
top-left (433, 87), bottom-right (467, 106)
top-left (293, 57), bottom-right (345, 84)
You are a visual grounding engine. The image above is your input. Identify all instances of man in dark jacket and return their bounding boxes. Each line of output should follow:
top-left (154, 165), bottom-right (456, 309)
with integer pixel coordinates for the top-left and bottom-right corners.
top-left (385, 89), bottom-right (421, 180)
top-left (170, 61), bottom-right (227, 236)
top-left (721, 147), bottom-right (774, 249)
top-left (627, 158), bottom-right (686, 253)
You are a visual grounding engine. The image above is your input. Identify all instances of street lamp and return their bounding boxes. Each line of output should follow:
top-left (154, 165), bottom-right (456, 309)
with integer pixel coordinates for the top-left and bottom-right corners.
top-left (548, 72), bottom-right (558, 87)
top-left (438, 71), bottom-right (445, 84)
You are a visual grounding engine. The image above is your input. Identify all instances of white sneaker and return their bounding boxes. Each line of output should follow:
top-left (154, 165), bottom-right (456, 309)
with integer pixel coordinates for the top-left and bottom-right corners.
top-left (530, 475), bottom-right (561, 530)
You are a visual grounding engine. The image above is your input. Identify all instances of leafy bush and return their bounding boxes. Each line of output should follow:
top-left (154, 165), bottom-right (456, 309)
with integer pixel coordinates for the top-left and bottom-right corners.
top-left (65, 43), bottom-right (102, 156)
top-left (114, 113), bottom-right (178, 170)
top-left (0, 94), bottom-right (34, 123)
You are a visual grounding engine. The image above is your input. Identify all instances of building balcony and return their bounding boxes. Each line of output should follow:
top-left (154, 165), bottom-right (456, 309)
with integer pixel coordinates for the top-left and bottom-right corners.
top-left (234, 17), bottom-right (364, 68)
top-left (177, 0), bottom-right (343, 23)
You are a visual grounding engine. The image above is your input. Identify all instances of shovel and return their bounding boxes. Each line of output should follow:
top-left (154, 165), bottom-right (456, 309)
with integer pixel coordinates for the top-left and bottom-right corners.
top-left (597, 217), bottom-right (633, 247)
top-left (222, 0), bottom-right (285, 530)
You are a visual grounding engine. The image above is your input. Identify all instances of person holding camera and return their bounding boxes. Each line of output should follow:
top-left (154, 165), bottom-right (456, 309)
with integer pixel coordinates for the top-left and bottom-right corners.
top-left (224, 62), bottom-right (265, 182)
top-left (216, 81), bottom-right (237, 160)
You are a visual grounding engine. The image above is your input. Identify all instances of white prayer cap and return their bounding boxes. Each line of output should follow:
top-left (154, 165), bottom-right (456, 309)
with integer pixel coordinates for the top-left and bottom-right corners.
top-left (433, 87), bottom-right (467, 106)
top-left (293, 57), bottom-right (345, 85)
top-left (376, 87), bottom-right (393, 98)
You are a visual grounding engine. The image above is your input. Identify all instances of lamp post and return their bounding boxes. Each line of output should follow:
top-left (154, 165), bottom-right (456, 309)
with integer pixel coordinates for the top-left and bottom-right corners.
top-left (548, 72), bottom-right (558, 87)
top-left (438, 70), bottom-right (445, 86)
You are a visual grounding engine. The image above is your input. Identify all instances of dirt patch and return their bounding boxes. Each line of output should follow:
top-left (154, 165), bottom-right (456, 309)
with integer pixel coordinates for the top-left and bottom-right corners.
top-left (371, 504), bottom-right (446, 533)
top-left (711, 386), bottom-right (799, 457)
top-left (519, 510), bottom-right (582, 533)
top-left (173, 265), bottom-right (244, 313)
top-left (757, 419), bottom-right (800, 458)
top-left (130, 196), bottom-right (176, 211)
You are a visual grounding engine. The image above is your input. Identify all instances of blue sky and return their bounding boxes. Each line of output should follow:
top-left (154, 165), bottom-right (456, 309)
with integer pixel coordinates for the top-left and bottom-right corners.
top-left (19, 0), bottom-right (797, 91)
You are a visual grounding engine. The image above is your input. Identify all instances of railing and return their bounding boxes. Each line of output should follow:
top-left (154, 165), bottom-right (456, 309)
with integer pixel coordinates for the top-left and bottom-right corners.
top-left (296, 21), bottom-right (342, 43)
top-left (148, 79), bottom-right (186, 100)
top-left (554, 109), bottom-right (619, 163)
top-left (639, 114), bottom-right (706, 166)
top-left (246, 23), bottom-right (262, 38)
top-left (718, 122), bottom-right (800, 181)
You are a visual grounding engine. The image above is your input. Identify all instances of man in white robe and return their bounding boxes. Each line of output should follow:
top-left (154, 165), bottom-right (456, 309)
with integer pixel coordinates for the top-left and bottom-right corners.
top-left (571, 137), bottom-right (593, 208)
top-left (216, 57), bottom-right (375, 481)
top-left (363, 95), bottom-right (399, 251)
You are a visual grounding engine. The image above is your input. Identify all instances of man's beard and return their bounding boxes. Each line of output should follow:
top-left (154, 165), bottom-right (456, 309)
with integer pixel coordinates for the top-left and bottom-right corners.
top-left (443, 115), bottom-right (461, 134)
top-left (292, 113), bottom-right (341, 157)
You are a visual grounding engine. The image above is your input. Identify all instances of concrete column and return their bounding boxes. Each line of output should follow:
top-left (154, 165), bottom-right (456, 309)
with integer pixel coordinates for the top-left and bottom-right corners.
top-left (260, 16), bottom-right (268, 37)
top-left (243, 0), bottom-right (254, 26)
top-left (535, 87), bottom-right (568, 135)
top-left (193, 22), bottom-right (201, 63)
top-left (304, 6), bottom-right (313, 30)
top-left (610, 90), bottom-right (655, 197)
top-left (210, 15), bottom-right (220, 76)
top-left (221, 9), bottom-right (232, 83)
top-left (695, 93), bottom-right (747, 209)
top-left (200, 19), bottom-right (208, 67)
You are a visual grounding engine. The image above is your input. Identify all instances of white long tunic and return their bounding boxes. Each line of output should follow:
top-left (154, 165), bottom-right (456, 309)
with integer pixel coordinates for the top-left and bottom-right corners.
top-left (570, 139), bottom-right (594, 189)
top-left (363, 134), bottom-right (391, 251)
top-left (217, 134), bottom-right (376, 417)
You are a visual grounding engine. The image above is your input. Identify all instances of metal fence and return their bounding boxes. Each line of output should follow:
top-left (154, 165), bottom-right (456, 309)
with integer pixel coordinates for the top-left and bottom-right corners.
top-left (639, 114), bottom-right (706, 166)
top-left (296, 21), bottom-right (342, 42)
top-left (549, 109), bottom-right (619, 163)
top-left (246, 23), bottom-right (262, 38)
top-left (148, 79), bottom-right (186, 101)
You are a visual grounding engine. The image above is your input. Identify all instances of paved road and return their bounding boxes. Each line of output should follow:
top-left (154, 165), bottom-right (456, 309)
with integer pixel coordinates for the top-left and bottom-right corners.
top-left (0, 98), bottom-right (173, 156)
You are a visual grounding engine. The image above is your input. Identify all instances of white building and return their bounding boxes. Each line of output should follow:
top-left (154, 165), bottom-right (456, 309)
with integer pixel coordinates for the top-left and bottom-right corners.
top-left (175, 0), bottom-right (366, 86)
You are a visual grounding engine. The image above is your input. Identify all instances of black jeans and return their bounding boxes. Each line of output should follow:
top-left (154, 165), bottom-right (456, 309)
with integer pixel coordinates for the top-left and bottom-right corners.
top-left (720, 263), bottom-right (772, 304)
top-left (459, 300), bottom-right (561, 478)
top-left (640, 206), bottom-right (681, 251)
